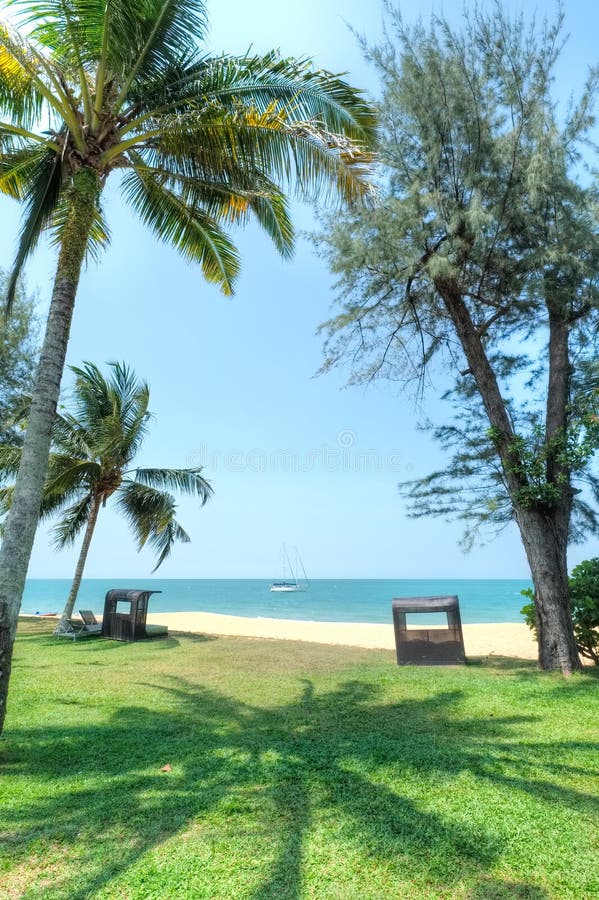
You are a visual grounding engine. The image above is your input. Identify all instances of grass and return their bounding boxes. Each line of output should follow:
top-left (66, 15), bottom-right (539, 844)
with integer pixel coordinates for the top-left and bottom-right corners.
top-left (0, 619), bottom-right (598, 899)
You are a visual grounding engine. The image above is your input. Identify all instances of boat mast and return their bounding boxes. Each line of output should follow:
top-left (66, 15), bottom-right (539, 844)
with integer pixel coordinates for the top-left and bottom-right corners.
top-left (296, 548), bottom-right (310, 588)
top-left (283, 543), bottom-right (297, 584)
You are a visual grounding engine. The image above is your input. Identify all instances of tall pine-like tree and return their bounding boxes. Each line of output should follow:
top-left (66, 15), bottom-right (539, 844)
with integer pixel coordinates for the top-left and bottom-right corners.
top-left (316, 4), bottom-right (599, 673)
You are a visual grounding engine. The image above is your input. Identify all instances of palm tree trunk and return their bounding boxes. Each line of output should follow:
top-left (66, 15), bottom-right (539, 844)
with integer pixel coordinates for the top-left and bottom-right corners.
top-left (0, 169), bottom-right (101, 737)
top-left (58, 494), bottom-right (101, 628)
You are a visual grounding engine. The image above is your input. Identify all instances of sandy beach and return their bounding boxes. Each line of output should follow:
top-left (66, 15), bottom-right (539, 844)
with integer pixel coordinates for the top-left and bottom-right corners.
top-left (145, 611), bottom-right (539, 659)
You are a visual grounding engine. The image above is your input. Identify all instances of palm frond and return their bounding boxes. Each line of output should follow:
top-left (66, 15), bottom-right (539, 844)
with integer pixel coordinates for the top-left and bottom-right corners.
top-left (107, 361), bottom-right (149, 424)
top-left (65, 363), bottom-right (128, 458)
top-left (105, 361), bottom-right (150, 459)
top-left (5, 145), bottom-right (63, 311)
top-left (3, 392), bottom-right (31, 429)
top-left (246, 186), bottom-right (294, 258)
top-left (0, 445), bottom-right (22, 477)
top-left (0, 484), bottom-right (14, 519)
top-left (52, 409), bottom-right (95, 458)
top-left (132, 467), bottom-right (212, 504)
top-left (131, 155), bottom-right (295, 258)
top-left (147, 517), bottom-right (189, 571)
top-left (112, 0), bottom-right (208, 105)
top-left (0, 18), bottom-right (83, 140)
top-left (51, 492), bottom-right (92, 548)
top-left (68, 361), bottom-right (115, 425)
top-left (129, 51), bottom-right (377, 144)
top-left (0, 447), bottom-right (87, 517)
top-left (13, 0), bottom-right (99, 120)
top-left (114, 399), bottom-right (150, 462)
top-left (0, 121), bottom-right (52, 152)
top-left (60, 362), bottom-right (150, 464)
top-left (45, 452), bottom-right (99, 495)
top-left (122, 167), bottom-right (240, 294)
top-left (0, 21), bottom-right (50, 126)
top-left (125, 48), bottom-right (207, 112)
top-left (116, 479), bottom-right (190, 570)
top-left (39, 480), bottom-right (85, 519)
top-left (8, 1), bottom-right (104, 59)
top-left (0, 141), bottom-right (54, 200)
top-left (143, 108), bottom-right (374, 206)
top-left (40, 490), bottom-right (81, 521)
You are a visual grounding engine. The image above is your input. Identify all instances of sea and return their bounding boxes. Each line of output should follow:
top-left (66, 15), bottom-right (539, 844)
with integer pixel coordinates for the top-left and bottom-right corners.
top-left (21, 578), bottom-right (533, 625)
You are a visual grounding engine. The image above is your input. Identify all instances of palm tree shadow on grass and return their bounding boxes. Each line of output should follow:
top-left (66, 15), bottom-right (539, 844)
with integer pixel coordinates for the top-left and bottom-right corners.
top-left (467, 878), bottom-right (549, 899)
top-left (3, 676), bottom-right (595, 898)
top-left (16, 634), bottom-right (185, 657)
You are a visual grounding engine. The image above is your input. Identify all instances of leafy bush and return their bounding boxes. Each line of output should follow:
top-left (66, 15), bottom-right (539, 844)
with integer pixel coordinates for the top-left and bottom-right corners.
top-left (521, 561), bottom-right (599, 664)
top-left (569, 559), bottom-right (599, 664)
top-left (520, 587), bottom-right (537, 637)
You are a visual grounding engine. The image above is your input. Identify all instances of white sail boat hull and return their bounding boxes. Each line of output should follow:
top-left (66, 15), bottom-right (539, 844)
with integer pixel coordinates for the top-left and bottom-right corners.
top-left (269, 583), bottom-right (306, 593)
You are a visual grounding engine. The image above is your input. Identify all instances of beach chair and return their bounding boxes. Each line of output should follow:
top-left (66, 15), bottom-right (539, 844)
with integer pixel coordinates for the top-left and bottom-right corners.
top-left (78, 610), bottom-right (102, 635)
top-left (54, 611), bottom-right (102, 640)
top-left (54, 618), bottom-right (86, 639)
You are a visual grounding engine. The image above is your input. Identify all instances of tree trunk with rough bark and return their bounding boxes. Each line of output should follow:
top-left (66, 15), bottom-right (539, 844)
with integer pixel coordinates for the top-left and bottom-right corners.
top-left (515, 507), bottom-right (580, 672)
top-left (438, 280), bottom-right (581, 674)
top-left (57, 494), bottom-right (101, 629)
top-left (0, 169), bottom-right (101, 737)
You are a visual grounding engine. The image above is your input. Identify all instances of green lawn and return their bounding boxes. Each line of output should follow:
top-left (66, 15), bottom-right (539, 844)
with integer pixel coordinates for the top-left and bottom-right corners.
top-left (1, 619), bottom-right (597, 900)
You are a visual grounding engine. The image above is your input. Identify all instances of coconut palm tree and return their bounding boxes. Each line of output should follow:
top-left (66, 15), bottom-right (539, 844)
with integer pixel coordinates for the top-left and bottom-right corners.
top-left (0, 361), bottom-right (213, 625)
top-left (0, 0), bottom-right (376, 731)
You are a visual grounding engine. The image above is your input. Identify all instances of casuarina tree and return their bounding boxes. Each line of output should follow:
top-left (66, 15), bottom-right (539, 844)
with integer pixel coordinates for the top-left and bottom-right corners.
top-left (315, 4), bottom-right (599, 673)
top-left (0, 0), bottom-right (377, 733)
top-left (0, 268), bottom-right (38, 444)
top-left (0, 361), bottom-right (212, 627)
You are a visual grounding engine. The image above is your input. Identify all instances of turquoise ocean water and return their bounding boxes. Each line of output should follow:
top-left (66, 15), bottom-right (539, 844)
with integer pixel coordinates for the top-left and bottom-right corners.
top-left (22, 578), bottom-right (532, 624)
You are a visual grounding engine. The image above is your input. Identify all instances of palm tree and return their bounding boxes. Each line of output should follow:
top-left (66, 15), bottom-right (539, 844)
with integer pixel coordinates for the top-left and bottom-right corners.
top-left (0, 361), bottom-right (212, 623)
top-left (42, 362), bottom-right (211, 626)
top-left (0, 1), bottom-right (376, 731)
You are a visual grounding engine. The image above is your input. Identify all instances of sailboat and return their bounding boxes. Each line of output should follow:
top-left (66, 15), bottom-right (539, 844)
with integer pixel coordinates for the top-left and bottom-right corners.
top-left (270, 544), bottom-right (309, 592)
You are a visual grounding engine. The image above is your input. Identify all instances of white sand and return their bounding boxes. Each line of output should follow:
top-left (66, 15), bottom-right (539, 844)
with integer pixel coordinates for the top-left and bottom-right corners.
top-left (145, 611), bottom-right (538, 659)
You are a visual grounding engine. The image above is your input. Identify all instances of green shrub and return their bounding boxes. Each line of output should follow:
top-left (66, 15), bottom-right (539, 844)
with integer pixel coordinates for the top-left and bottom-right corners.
top-left (519, 587), bottom-right (537, 637)
top-left (521, 560), bottom-right (599, 664)
top-left (569, 558), bottom-right (599, 664)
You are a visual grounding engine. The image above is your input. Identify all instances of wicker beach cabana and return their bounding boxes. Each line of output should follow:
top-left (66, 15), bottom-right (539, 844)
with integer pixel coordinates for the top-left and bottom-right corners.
top-left (392, 595), bottom-right (466, 665)
top-left (101, 589), bottom-right (168, 641)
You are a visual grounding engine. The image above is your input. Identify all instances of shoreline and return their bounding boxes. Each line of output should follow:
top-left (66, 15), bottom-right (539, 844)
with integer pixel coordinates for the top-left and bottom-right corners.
top-left (19, 610), bottom-right (539, 658)
top-left (143, 611), bottom-right (539, 659)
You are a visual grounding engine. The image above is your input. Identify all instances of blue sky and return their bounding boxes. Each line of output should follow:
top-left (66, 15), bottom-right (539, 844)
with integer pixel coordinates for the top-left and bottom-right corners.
top-left (2, 0), bottom-right (599, 580)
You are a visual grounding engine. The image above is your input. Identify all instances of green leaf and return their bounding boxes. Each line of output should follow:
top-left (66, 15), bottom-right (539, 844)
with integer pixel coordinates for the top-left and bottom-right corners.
top-left (147, 108), bottom-right (374, 206)
top-left (132, 468), bottom-right (212, 504)
top-left (160, 51), bottom-right (378, 144)
top-left (0, 29), bottom-right (44, 126)
top-left (131, 156), bottom-right (295, 259)
top-left (116, 479), bottom-right (191, 570)
top-left (51, 492), bottom-right (92, 548)
top-left (45, 452), bottom-right (100, 495)
top-left (0, 142), bottom-right (51, 200)
top-left (5, 146), bottom-right (63, 312)
top-left (0, 444), bottom-right (22, 476)
top-left (122, 167), bottom-right (240, 294)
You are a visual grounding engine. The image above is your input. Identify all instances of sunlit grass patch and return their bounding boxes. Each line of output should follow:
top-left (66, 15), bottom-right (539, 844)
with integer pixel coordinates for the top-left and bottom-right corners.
top-left (1, 618), bottom-right (597, 899)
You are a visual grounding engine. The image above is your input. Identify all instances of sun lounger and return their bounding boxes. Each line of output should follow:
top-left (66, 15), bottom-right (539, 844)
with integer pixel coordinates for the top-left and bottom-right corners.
top-left (54, 618), bottom-right (86, 639)
top-left (78, 610), bottom-right (102, 634)
top-left (54, 610), bottom-right (102, 640)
